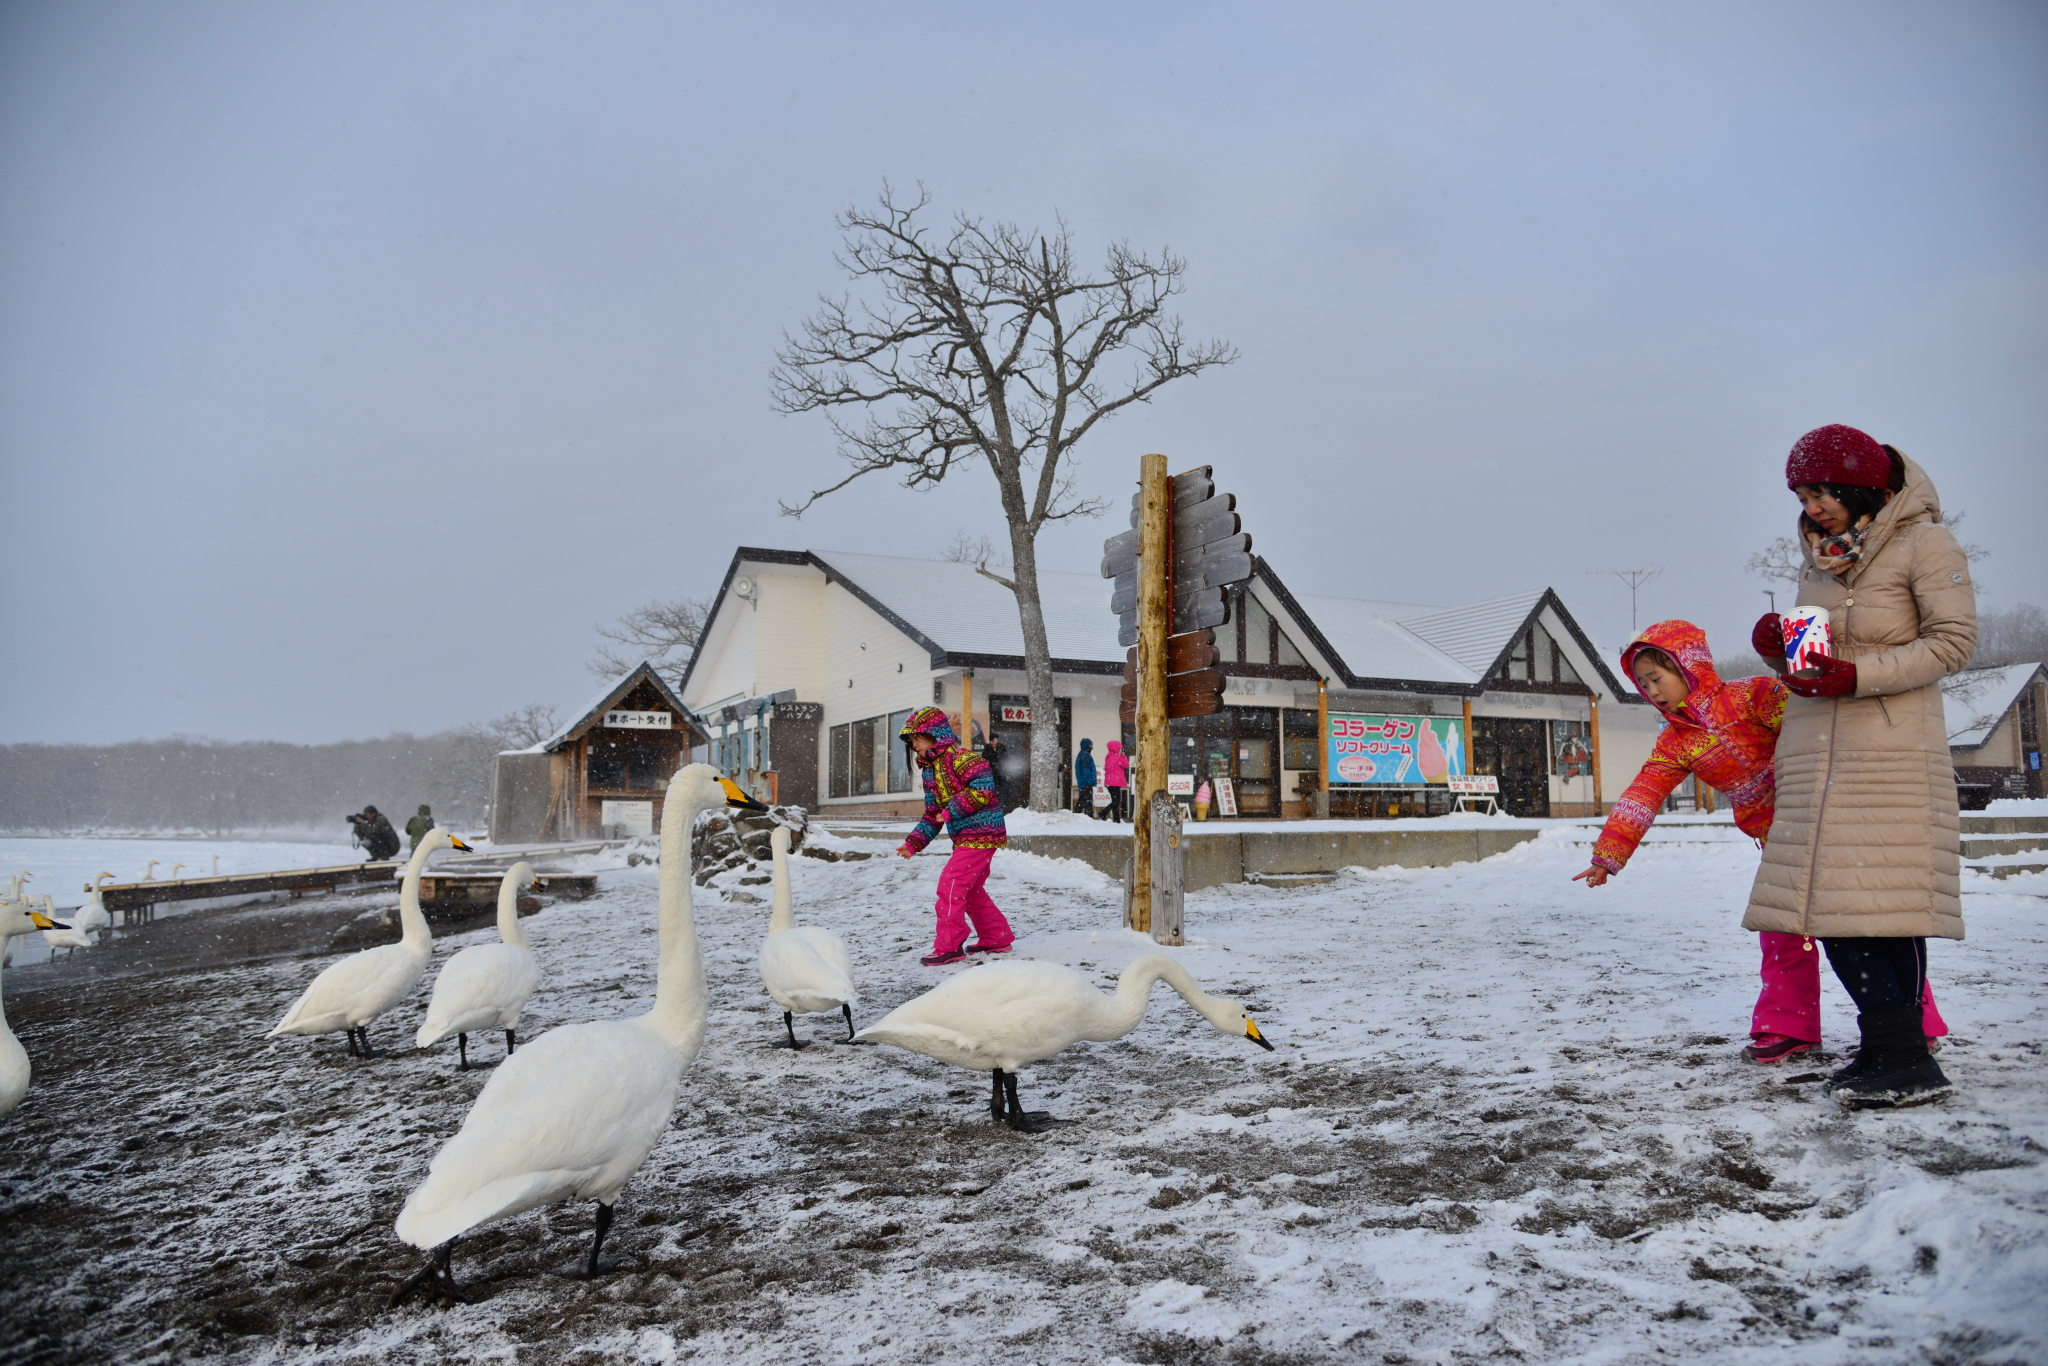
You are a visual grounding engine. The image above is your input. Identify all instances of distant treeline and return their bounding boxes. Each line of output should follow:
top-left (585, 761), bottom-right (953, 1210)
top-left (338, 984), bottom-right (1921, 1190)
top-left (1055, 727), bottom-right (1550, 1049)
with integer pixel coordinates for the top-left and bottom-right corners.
top-left (0, 730), bottom-right (507, 837)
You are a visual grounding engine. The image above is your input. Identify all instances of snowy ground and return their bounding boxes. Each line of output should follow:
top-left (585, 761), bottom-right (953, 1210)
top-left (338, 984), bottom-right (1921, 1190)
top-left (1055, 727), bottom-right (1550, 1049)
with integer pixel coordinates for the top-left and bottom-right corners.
top-left (1, 823), bottom-right (2043, 1364)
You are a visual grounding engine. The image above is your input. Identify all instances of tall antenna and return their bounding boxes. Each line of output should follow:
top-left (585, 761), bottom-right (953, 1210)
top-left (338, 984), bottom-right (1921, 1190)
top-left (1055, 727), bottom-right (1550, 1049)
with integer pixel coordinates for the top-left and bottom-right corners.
top-left (1590, 568), bottom-right (1663, 635)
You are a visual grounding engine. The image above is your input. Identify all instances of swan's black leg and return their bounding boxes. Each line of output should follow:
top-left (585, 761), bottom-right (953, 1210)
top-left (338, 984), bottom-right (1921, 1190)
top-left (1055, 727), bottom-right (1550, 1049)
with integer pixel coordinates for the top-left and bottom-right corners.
top-left (1002, 1070), bottom-right (1072, 1133)
top-left (457, 1033), bottom-right (470, 1071)
top-left (357, 1026), bottom-right (376, 1059)
top-left (773, 1011), bottom-right (809, 1049)
top-left (586, 1202), bottom-right (614, 1278)
top-left (842, 1003), bottom-right (856, 1041)
top-left (391, 1238), bottom-right (466, 1306)
top-left (990, 1069), bottom-right (1007, 1123)
top-left (343, 1029), bottom-right (358, 1058)
top-left (505, 1028), bottom-right (516, 1056)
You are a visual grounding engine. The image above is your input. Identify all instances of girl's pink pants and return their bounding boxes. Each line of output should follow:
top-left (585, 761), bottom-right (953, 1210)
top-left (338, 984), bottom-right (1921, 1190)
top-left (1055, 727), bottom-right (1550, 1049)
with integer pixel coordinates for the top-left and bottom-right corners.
top-left (932, 846), bottom-right (1013, 956)
top-left (1752, 930), bottom-right (1948, 1042)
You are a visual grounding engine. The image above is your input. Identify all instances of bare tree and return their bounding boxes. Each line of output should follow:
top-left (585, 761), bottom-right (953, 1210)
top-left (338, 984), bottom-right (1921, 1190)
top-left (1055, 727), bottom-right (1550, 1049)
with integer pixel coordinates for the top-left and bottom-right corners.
top-left (589, 595), bottom-right (711, 689)
top-left (482, 702), bottom-right (563, 750)
top-left (1747, 511), bottom-right (1986, 588)
top-left (772, 185), bottom-right (1236, 808)
top-left (1972, 602), bottom-right (2048, 670)
top-left (940, 528), bottom-right (1007, 568)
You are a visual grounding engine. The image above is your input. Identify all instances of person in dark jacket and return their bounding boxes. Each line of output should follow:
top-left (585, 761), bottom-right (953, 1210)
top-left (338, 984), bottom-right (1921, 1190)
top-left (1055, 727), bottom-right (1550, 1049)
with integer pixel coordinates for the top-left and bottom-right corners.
top-left (405, 804), bottom-right (436, 853)
top-left (349, 806), bottom-right (402, 861)
top-left (1074, 738), bottom-right (1098, 816)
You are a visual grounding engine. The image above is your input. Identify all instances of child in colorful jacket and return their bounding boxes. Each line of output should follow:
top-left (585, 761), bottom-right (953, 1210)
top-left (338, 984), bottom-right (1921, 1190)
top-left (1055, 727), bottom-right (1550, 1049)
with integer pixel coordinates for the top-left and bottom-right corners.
top-left (1572, 619), bottom-right (1946, 1063)
top-left (895, 707), bottom-right (1015, 966)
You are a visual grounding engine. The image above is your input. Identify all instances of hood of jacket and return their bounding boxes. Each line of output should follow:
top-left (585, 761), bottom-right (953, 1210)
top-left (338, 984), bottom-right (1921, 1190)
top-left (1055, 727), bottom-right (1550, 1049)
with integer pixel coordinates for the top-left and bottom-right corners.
top-left (1078, 738), bottom-right (1093, 752)
top-left (1620, 619), bottom-right (1725, 712)
top-left (1105, 740), bottom-right (1123, 753)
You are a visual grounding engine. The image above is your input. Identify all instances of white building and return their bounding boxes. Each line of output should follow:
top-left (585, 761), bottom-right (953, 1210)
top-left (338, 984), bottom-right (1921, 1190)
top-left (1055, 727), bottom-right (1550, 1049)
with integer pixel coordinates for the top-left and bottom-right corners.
top-left (680, 547), bottom-right (1661, 819)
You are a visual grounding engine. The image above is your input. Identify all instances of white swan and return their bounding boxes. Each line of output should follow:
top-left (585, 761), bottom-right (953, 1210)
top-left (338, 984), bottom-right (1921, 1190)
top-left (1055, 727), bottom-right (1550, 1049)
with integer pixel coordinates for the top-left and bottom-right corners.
top-left (72, 875), bottom-right (114, 937)
top-left (758, 825), bottom-right (857, 1048)
top-left (2, 899), bottom-right (68, 1117)
top-left (855, 953), bottom-right (1275, 1131)
top-left (415, 861), bottom-right (541, 1070)
top-left (38, 896), bottom-right (95, 958)
top-left (0, 875), bottom-right (28, 970)
top-left (392, 766), bottom-right (765, 1299)
top-left (269, 827), bottom-right (472, 1057)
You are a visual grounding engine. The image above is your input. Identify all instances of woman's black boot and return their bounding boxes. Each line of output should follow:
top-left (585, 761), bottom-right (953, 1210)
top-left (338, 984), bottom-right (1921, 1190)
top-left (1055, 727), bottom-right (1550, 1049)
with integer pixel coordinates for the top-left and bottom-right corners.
top-left (1830, 1003), bottom-right (1953, 1110)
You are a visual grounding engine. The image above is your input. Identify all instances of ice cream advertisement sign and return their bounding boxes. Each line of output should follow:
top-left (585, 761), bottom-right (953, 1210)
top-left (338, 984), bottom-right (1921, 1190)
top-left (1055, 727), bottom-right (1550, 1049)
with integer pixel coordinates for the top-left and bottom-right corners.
top-left (1328, 713), bottom-right (1466, 786)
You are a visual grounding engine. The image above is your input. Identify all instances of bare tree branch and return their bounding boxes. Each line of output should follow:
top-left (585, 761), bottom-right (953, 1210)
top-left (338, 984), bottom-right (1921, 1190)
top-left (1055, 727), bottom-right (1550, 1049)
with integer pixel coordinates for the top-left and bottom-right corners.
top-left (588, 594), bottom-right (711, 690)
top-left (770, 185), bottom-right (1235, 807)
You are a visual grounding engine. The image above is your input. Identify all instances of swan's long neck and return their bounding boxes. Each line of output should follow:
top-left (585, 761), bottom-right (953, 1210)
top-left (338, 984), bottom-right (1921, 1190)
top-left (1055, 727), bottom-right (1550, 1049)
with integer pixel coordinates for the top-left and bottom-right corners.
top-left (396, 842), bottom-right (434, 950)
top-left (650, 789), bottom-right (709, 1056)
top-left (495, 871), bottom-right (528, 948)
top-left (1104, 954), bottom-right (1215, 1039)
top-left (767, 832), bottom-right (795, 935)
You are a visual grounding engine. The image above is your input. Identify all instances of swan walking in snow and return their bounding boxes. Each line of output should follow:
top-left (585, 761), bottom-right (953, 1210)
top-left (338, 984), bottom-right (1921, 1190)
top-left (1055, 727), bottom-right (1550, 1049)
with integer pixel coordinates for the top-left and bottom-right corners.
top-left (415, 862), bottom-right (541, 1070)
top-left (855, 954), bottom-right (1274, 1131)
top-left (269, 828), bottom-right (472, 1057)
top-left (392, 766), bottom-right (765, 1301)
top-left (758, 826), bottom-right (857, 1047)
top-left (2, 899), bottom-right (69, 1117)
top-left (38, 896), bottom-right (95, 958)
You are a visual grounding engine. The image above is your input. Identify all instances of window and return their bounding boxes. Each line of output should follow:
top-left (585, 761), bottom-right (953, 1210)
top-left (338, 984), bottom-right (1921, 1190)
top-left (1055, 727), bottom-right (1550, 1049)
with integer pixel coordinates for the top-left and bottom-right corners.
top-left (829, 723), bottom-right (850, 798)
top-left (888, 709), bottom-right (913, 791)
top-left (1282, 708), bottom-right (1320, 771)
top-left (588, 744), bottom-right (628, 789)
top-left (1551, 720), bottom-right (1592, 778)
top-left (851, 718), bottom-right (877, 795)
top-left (628, 745), bottom-right (669, 789)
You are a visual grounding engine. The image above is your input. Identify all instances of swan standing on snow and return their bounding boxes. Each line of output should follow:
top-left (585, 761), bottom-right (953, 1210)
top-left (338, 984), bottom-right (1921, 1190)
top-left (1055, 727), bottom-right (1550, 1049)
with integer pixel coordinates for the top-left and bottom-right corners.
top-left (758, 826), bottom-right (857, 1047)
top-left (38, 896), bottom-right (95, 958)
top-left (2, 899), bottom-right (69, 1117)
top-left (392, 766), bottom-right (765, 1300)
top-left (270, 827), bottom-right (473, 1058)
top-left (415, 861), bottom-right (541, 1070)
top-left (73, 875), bottom-right (114, 938)
top-left (856, 954), bottom-right (1275, 1132)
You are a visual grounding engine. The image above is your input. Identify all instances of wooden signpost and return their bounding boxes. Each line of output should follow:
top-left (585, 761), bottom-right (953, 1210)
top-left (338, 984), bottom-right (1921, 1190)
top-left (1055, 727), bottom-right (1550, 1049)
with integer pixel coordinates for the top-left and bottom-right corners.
top-left (1105, 455), bottom-right (1255, 937)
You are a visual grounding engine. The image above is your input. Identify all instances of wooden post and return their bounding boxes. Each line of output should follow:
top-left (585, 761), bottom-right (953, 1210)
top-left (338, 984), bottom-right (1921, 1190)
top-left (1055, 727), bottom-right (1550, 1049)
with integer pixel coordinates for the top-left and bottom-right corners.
top-left (1129, 452), bottom-right (1171, 933)
top-left (1588, 694), bottom-right (1603, 814)
top-left (1462, 697), bottom-right (1475, 776)
top-left (1315, 677), bottom-right (1331, 818)
top-left (1149, 791), bottom-right (1185, 945)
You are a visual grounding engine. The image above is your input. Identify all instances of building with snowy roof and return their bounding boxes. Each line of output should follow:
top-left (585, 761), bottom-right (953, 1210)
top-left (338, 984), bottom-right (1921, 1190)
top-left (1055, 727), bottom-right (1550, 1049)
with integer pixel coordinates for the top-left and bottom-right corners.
top-left (1944, 662), bottom-right (2046, 806)
top-left (679, 547), bottom-right (1661, 820)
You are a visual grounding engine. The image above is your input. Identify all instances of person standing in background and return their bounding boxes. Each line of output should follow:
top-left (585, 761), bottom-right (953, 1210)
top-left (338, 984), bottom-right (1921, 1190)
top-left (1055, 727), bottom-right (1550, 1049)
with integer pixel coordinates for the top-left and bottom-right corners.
top-left (1102, 740), bottom-right (1130, 823)
top-left (405, 804), bottom-right (436, 853)
top-left (1074, 738), bottom-right (1098, 817)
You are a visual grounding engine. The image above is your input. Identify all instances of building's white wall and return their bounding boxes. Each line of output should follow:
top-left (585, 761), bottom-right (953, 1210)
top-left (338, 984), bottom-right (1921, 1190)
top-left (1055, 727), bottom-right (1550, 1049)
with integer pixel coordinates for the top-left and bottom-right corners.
top-left (1595, 703), bottom-right (1663, 807)
top-left (820, 582), bottom-right (933, 731)
top-left (752, 570), bottom-right (826, 703)
top-left (687, 584), bottom-right (759, 711)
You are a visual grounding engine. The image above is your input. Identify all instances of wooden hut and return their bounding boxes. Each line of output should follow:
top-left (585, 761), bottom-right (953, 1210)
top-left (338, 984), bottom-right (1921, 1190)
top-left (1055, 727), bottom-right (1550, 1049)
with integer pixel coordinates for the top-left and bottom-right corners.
top-left (490, 662), bottom-right (709, 842)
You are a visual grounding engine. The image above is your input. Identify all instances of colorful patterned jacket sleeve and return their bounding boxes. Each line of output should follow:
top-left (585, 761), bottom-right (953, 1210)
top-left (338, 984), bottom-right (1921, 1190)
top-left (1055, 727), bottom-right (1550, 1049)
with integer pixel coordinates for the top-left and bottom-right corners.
top-left (902, 770), bottom-right (949, 855)
top-left (901, 743), bottom-right (1008, 853)
top-left (1590, 729), bottom-right (1693, 874)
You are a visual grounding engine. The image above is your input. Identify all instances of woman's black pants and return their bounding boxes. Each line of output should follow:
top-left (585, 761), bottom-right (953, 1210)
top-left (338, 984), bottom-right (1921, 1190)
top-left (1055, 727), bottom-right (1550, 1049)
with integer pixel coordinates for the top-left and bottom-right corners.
top-left (1820, 936), bottom-right (1928, 1014)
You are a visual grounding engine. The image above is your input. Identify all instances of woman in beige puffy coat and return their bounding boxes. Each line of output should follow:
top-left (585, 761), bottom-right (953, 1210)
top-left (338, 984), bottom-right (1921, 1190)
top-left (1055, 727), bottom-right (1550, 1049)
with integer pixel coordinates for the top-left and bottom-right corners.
top-left (1745, 424), bottom-right (1976, 1110)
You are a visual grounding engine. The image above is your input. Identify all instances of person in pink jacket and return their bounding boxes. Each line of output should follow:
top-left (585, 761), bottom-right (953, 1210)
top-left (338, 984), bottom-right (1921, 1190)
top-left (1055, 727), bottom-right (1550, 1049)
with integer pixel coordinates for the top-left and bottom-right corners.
top-left (1101, 740), bottom-right (1131, 823)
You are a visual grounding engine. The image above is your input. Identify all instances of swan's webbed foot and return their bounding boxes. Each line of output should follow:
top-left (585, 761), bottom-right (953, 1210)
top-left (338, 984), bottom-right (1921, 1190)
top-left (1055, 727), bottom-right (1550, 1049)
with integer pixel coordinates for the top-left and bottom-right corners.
top-left (1004, 1111), bottom-right (1073, 1134)
top-left (391, 1239), bottom-right (467, 1307)
top-left (996, 1069), bottom-right (1074, 1134)
top-left (770, 1011), bottom-right (811, 1050)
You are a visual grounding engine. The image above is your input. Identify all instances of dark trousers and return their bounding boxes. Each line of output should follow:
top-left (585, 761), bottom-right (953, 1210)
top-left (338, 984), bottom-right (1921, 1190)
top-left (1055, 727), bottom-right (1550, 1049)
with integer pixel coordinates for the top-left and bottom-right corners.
top-left (1820, 936), bottom-right (1929, 1015)
top-left (1107, 786), bottom-right (1129, 822)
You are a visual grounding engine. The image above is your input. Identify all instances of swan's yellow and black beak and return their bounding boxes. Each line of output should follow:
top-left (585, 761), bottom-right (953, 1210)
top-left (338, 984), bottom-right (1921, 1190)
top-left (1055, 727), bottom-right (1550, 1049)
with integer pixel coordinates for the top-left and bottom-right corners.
top-left (29, 912), bottom-right (69, 932)
top-left (1245, 1018), bottom-right (1275, 1051)
top-left (448, 836), bottom-right (474, 853)
top-left (720, 777), bottom-right (769, 811)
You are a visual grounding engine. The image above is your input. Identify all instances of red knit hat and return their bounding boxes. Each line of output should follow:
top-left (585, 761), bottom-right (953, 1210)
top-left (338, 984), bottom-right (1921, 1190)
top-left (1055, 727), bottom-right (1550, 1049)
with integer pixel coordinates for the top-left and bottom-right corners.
top-left (1786, 424), bottom-right (1889, 489)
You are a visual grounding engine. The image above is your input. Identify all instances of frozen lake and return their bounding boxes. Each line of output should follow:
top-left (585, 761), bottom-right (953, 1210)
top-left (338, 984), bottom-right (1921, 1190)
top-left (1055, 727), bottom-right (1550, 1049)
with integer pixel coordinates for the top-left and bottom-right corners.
top-left (0, 821), bottom-right (2042, 1363)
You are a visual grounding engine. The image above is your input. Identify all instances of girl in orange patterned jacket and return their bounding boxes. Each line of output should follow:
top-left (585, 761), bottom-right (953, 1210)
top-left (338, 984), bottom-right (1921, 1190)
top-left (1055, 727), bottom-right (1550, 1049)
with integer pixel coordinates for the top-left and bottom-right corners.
top-left (1571, 619), bottom-right (1946, 1063)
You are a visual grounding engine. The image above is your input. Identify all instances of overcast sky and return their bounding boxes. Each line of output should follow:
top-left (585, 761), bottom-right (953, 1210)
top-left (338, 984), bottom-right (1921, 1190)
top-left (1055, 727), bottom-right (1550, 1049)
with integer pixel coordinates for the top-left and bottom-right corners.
top-left (2, 1), bottom-right (2042, 745)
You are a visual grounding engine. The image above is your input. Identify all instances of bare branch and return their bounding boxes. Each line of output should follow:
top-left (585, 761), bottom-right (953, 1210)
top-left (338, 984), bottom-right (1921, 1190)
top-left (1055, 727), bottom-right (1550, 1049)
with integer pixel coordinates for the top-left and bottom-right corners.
top-left (588, 594), bottom-right (711, 688)
top-left (974, 563), bottom-right (1018, 593)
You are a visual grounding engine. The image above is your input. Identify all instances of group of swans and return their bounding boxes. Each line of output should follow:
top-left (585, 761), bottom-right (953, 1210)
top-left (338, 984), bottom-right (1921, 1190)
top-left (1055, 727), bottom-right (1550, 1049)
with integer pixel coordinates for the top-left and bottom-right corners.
top-left (0, 873), bottom-right (100, 964)
top-left (373, 764), bottom-right (1272, 1300)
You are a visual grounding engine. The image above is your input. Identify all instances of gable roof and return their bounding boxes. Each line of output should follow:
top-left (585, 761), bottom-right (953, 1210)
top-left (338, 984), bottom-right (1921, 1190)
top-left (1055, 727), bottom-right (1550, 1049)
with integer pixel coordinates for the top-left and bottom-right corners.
top-left (1944, 662), bottom-right (2046, 749)
top-left (538, 661), bottom-right (703, 753)
top-left (682, 546), bottom-right (1641, 702)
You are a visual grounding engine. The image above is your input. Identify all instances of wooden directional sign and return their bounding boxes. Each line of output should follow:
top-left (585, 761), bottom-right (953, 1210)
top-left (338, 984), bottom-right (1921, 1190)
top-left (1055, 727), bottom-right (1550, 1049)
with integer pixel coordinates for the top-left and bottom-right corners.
top-left (1117, 587), bottom-right (1227, 647)
top-left (1126, 467), bottom-right (1215, 526)
top-left (1120, 668), bottom-right (1224, 722)
top-left (1124, 631), bottom-right (1218, 678)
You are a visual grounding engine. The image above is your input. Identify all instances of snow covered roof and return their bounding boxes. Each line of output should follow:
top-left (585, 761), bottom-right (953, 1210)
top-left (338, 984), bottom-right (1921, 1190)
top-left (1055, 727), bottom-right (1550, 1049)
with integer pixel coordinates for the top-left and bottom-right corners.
top-left (1288, 592), bottom-right (1482, 685)
top-left (1944, 662), bottom-right (2046, 749)
top-left (538, 661), bottom-right (701, 752)
top-left (810, 550), bottom-right (1127, 665)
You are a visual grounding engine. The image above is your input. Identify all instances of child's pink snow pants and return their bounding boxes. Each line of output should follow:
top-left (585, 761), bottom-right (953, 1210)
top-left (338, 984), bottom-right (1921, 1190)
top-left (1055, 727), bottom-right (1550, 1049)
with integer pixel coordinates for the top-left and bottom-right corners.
top-left (1751, 930), bottom-right (1948, 1043)
top-left (932, 846), bottom-right (1013, 956)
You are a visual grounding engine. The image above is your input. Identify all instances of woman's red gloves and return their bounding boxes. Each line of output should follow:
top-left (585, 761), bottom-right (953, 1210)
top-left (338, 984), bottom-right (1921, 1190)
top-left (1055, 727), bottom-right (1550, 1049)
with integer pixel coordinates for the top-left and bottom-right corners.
top-left (1750, 612), bottom-right (1784, 667)
top-left (1785, 653), bottom-right (1857, 698)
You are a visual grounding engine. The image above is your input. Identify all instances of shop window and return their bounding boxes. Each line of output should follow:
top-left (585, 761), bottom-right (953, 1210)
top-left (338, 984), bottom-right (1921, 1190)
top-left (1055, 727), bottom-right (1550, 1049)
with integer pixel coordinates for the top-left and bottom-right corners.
top-left (829, 723), bottom-right (850, 798)
top-left (1550, 721), bottom-right (1592, 778)
top-left (588, 744), bottom-right (628, 789)
top-left (851, 717), bottom-right (878, 795)
top-left (628, 745), bottom-right (669, 789)
top-left (1283, 708), bottom-right (1320, 770)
